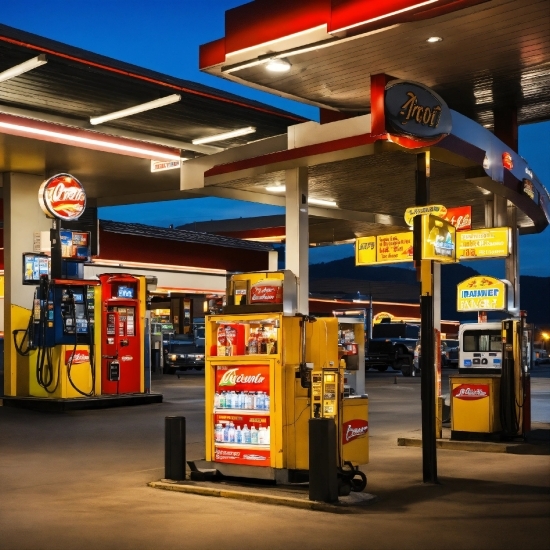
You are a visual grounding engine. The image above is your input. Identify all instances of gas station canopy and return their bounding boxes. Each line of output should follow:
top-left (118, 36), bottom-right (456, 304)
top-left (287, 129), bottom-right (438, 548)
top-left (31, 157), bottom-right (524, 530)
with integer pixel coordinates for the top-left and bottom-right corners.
top-left (192, 0), bottom-right (550, 244)
top-left (0, 24), bottom-right (304, 206)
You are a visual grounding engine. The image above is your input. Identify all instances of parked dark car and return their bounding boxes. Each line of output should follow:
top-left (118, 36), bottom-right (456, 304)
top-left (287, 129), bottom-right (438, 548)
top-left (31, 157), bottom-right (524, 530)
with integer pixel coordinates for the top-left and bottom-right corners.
top-left (163, 341), bottom-right (205, 374)
top-left (442, 339), bottom-right (459, 366)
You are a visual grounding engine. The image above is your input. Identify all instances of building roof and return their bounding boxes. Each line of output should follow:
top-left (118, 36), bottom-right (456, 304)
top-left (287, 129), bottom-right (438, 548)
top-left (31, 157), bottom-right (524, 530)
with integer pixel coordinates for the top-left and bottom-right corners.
top-left (100, 220), bottom-right (273, 252)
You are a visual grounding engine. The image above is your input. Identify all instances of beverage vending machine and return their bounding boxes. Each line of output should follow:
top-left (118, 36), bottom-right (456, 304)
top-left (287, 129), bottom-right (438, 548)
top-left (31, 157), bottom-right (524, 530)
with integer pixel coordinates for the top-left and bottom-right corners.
top-left (99, 274), bottom-right (146, 395)
top-left (191, 271), bottom-right (369, 490)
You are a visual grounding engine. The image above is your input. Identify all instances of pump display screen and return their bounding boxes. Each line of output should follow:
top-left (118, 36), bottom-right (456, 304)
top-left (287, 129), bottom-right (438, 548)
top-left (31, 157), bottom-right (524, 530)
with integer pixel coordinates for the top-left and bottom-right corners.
top-left (117, 286), bottom-right (134, 299)
top-left (72, 293), bottom-right (84, 303)
top-left (22, 253), bottom-right (50, 285)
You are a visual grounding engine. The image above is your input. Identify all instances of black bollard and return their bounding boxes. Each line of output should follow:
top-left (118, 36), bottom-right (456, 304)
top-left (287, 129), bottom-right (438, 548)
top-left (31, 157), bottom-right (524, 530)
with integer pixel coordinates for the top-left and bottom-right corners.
top-left (165, 416), bottom-right (186, 481)
top-left (308, 417), bottom-right (338, 503)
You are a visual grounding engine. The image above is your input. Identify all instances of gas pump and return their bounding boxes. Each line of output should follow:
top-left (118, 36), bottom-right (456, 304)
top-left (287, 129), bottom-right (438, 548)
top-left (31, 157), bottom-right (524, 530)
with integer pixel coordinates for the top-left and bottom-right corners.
top-left (99, 273), bottom-right (145, 395)
top-left (451, 316), bottom-right (531, 440)
top-left (14, 275), bottom-right (101, 398)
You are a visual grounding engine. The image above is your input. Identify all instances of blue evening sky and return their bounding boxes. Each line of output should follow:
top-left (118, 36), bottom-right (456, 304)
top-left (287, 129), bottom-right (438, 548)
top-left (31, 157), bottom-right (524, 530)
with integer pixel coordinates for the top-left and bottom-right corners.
top-left (1, 0), bottom-right (548, 275)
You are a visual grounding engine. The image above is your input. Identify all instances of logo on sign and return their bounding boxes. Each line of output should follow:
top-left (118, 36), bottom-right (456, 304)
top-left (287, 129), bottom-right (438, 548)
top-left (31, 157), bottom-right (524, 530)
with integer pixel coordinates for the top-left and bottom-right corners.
top-left (120, 355), bottom-right (133, 362)
top-left (453, 384), bottom-right (489, 400)
top-left (250, 283), bottom-right (282, 303)
top-left (385, 81), bottom-right (452, 145)
top-left (342, 419), bottom-right (369, 444)
top-left (242, 454), bottom-right (268, 461)
top-left (38, 174), bottom-right (86, 221)
top-left (65, 349), bottom-right (89, 365)
top-left (219, 368), bottom-right (265, 387)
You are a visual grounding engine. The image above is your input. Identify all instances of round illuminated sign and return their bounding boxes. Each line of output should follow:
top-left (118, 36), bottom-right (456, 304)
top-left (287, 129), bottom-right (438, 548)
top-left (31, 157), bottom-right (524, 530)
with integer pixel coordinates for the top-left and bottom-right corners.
top-left (38, 173), bottom-right (86, 221)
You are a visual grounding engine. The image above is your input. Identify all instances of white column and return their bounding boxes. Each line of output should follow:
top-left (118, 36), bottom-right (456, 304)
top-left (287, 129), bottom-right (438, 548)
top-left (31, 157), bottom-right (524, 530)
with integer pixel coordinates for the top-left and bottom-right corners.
top-left (506, 203), bottom-right (520, 314)
top-left (285, 167), bottom-right (309, 315)
top-left (3, 172), bottom-right (50, 396)
top-left (268, 250), bottom-right (278, 272)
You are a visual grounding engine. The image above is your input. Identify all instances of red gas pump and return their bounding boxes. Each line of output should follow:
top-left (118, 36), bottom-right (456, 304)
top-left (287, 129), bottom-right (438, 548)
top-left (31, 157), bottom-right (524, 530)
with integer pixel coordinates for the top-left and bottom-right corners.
top-left (99, 274), bottom-right (143, 394)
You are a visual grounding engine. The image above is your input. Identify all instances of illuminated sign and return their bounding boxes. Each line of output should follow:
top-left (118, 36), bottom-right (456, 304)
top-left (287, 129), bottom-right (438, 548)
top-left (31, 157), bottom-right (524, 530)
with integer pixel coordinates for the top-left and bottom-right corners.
top-left (521, 178), bottom-right (538, 203)
top-left (404, 204), bottom-right (447, 227)
top-left (38, 173), bottom-right (86, 221)
top-left (444, 206), bottom-right (472, 231)
top-left (385, 80), bottom-right (452, 145)
top-left (373, 312), bottom-right (394, 324)
top-left (151, 159), bottom-right (181, 172)
top-left (421, 215), bottom-right (456, 263)
top-left (502, 152), bottom-right (513, 170)
top-left (456, 227), bottom-right (510, 259)
top-left (356, 232), bottom-right (413, 266)
top-left (457, 276), bottom-right (507, 312)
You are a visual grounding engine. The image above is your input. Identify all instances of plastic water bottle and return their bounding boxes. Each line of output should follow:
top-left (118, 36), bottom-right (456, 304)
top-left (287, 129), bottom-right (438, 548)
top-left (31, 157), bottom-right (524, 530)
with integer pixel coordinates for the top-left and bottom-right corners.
top-left (235, 426), bottom-right (242, 444)
top-left (229, 391), bottom-right (236, 409)
top-left (228, 422), bottom-right (235, 443)
top-left (223, 423), bottom-right (230, 442)
top-left (236, 391), bottom-right (243, 409)
top-left (215, 423), bottom-right (223, 442)
top-left (214, 392), bottom-right (220, 409)
top-left (219, 391), bottom-right (226, 409)
top-left (242, 424), bottom-right (251, 444)
top-left (257, 391), bottom-right (264, 410)
top-left (250, 425), bottom-right (258, 445)
top-left (264, 393), bottom-right (270, 411)
top-left (258, 426), bottom-right (266, 445)
top-left (245, 392), bottom-right (253, 409)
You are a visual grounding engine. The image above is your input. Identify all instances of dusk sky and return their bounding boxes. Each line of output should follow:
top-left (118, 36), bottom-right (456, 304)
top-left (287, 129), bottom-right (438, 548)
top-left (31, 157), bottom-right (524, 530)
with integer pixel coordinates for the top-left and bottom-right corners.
top-left (1, 0), bottom-right (549, 276)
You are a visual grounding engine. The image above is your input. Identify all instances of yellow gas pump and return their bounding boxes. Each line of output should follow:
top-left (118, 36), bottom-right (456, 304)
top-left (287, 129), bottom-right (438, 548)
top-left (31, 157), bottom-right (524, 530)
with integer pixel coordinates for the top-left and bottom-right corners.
top-left (450, 317), bottom-right (530, 440)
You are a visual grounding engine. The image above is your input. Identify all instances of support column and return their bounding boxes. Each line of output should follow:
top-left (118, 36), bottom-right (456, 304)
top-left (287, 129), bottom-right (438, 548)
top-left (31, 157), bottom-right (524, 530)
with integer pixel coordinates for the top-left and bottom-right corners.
top-left (413, 151), bottom-right (438, 484)
top-left (506, 204), bottom-right (520, 314)
top-left (285, 167), bottom-right (309, 315)
top-left (3, 172), bottom-right (50, 396)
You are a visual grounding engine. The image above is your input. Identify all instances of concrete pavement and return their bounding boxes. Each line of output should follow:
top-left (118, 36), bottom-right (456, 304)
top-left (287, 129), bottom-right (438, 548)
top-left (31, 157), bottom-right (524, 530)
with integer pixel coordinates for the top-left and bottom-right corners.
top-left (0, 367), bottom-right (549, 550)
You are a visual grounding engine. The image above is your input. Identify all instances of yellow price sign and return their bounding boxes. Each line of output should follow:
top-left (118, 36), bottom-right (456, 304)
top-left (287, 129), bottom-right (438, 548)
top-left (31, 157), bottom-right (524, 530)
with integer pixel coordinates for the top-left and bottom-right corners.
top-left (456, 227), bottom-right (510, 259)
top-left (356, 232), bottom-right (413, 265)
top-left (457, 276), bottom-right (507, 312)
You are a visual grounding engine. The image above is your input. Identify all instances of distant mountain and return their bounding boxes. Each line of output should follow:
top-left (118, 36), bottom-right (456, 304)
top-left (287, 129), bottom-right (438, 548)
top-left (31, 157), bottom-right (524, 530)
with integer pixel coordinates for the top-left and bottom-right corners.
top-left (309, 259), bottom-right (550, 325)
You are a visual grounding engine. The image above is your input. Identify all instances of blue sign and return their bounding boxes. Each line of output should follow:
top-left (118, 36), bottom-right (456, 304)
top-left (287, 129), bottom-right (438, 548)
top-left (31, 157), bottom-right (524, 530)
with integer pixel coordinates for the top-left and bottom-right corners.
top-left (385, 80), bottom-right (452, 142)
top-left (464, 359), bottom-right (472, 366)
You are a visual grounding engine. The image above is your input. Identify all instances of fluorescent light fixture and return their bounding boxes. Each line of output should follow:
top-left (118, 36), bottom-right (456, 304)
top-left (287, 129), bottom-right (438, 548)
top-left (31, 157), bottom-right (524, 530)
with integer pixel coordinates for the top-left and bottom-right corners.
top-left (0, 120), bottom-right (181, 160)
top-left (426, 36), bottom-right (443, 43)
top-left (90, 94), bottom-right (181, 125)
top-left (265, 185), bottom-right (337, 207)
top-left (308, 197), bottom-right (338, 207)
top-left (0, 54), bottom-right (47, 83)
top-left (192, 126), bottom-right (256, 145)
top-left (332, 0), bottom-right (439, 33)
top-left (265, 58), bottom-right (291, 72)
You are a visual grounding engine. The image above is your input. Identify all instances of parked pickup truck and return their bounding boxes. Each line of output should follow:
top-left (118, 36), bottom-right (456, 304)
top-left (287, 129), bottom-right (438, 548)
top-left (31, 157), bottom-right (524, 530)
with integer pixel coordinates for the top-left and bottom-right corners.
top-left (365, 321), bottom-right (420, 377)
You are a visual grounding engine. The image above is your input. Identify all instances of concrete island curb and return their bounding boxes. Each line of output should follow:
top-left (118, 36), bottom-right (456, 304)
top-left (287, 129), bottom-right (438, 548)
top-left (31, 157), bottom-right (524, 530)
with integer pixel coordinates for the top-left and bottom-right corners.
top-left (148, 481), bottom-right (375, 512)
top-left (397, 437), bottom-right (550, 455)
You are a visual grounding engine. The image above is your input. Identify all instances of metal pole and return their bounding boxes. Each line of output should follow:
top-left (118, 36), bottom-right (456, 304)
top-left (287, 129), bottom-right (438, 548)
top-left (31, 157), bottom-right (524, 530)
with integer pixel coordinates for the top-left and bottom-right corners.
top-left (421, 295), bottom-right (437, 482)
top-left (50, 218), bottom-right (63, 279)
top-left (414, 151), bottom-right (438, 483)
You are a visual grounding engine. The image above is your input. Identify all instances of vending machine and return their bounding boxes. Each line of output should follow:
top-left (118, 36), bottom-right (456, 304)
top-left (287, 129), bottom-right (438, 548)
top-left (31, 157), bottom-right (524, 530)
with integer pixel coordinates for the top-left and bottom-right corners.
top-left (192, 272), bottom-right (368, 489)
top-left (16, 274), bottom-right (102, 399)
top-left (99, 274), bottom-right (146, 395)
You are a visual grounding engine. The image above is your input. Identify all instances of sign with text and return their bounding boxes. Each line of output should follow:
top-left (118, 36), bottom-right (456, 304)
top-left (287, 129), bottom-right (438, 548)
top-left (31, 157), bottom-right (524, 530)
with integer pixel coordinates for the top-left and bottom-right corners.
top-left (355, 232), bottom-right (414, 266)
top-left (421, 215), bottom-right (456, 263)
top-left (385, 80), bottom-right (452, 146)
top-left (444, 206), bottom-right (472, 231)
top-left (456, 227), bottom-right (510, 259)
top-left (404, 204), bottom-right (447, 227)
top-left (457, 276), bottom-right (507, 312)
top-left (151, 159), bottom-right (181, 172)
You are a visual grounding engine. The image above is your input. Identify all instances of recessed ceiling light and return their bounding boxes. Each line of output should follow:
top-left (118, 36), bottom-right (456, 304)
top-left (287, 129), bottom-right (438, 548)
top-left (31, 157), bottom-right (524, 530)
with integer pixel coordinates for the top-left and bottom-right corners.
top-left (192, 126), bottom-right (256, 145)
top-left (265, 58), bottom-right (291, 73)
top-left (426, 36), bottom-right (443, 43)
